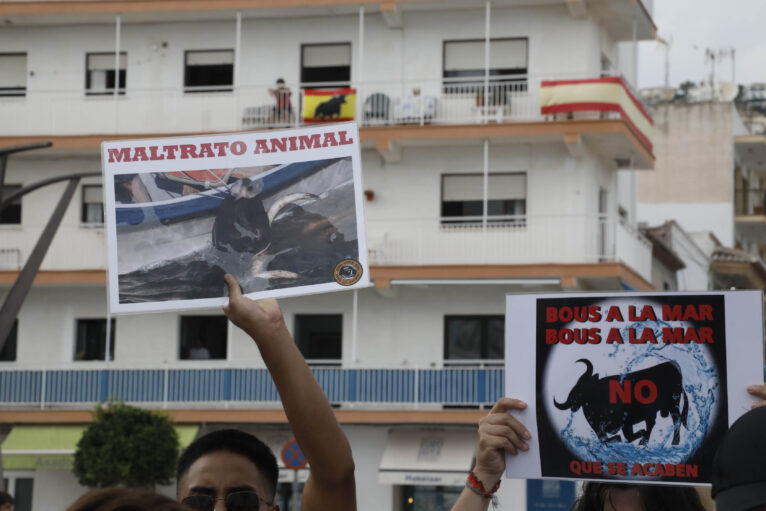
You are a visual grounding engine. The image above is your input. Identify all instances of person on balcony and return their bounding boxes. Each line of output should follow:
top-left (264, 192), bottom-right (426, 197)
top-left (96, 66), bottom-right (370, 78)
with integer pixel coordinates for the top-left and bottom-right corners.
top-left (175, 274), bottom-right (356, 511)
top-left (269, 78), bottom-right (292, 125)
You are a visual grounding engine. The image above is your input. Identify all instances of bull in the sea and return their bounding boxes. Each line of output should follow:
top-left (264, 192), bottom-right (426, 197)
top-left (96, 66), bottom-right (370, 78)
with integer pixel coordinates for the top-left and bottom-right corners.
top-left (553, 359), bottom-right (689, 445)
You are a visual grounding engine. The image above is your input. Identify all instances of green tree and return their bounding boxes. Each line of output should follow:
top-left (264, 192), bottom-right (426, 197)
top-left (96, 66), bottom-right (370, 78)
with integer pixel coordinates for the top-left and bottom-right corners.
top-left (73, 402), bottom-right (179, 488)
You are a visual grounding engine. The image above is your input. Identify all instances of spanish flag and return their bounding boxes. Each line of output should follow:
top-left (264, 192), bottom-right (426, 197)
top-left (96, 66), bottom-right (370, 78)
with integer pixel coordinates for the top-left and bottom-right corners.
top-left (302, 88), bottom-right (356, 123)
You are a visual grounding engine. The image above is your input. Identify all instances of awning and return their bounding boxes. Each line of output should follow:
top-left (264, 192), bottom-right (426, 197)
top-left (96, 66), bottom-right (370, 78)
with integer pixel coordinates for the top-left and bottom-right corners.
top-left (378, 430), bottom-right (475, 487)
top-left (2, 424), bottom-right (199, 471)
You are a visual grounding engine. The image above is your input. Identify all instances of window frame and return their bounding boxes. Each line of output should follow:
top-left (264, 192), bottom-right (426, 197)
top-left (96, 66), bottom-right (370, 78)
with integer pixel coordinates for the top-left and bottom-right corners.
top-left (300, 42), bottom-right (352, 88)
top-left (85, 51), bottom-right (127, 96)
top-left (440, 172), bottom-right (527, 226)
top-left (0, 52), bottom-right (28, 97)
top-left (73, 318), bottom-right (115, 362)
top-left (443, 314), bottom-right (504, 365)
top-left (441, 38), bottom-right (528, 96)
top-left (178, 315), bottom-right (229, 360)
top-left (293, 313), bottom-right (343, 365)
top-left (0, 184), bottom-right (23, 225)
top-left (0, 319), bottom-right (18, 362)
top-left (183, 49), bottom-right (234, 93)
top-left (81, 184), bottom-right (104, 225)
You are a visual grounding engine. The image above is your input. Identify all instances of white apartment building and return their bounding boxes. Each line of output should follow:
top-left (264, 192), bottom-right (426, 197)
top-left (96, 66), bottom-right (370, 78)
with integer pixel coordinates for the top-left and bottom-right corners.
top-left (0, 1), bottom-right (657, 510)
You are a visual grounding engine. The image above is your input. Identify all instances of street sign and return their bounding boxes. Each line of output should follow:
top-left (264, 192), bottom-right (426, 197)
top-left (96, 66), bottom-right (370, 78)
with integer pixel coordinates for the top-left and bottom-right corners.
top-left (281, 439), bottom-right (307, 470)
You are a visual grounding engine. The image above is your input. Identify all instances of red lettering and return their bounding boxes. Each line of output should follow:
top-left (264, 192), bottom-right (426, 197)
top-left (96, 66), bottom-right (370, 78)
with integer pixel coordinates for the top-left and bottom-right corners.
top-left (270, 137), bottom-right (287, 153)
top-left (198, 143), bottom-right (215, 158)
top-left (253, 139), bottom-right (271, 154)
top-left (288, 136), bottom-right (298, 151)
top-left (149, 146), bottom-right (165, 161)
top-left (163, 145), bottom-right (179, 159)
top-left (546, 329), bottom-right (558, 344)
top-left (546, 307), bottom-right (558, 323)
top-left (605, 306), bottom-right (623, 322)
top-left (132, 146), bottom-right (149, 161)
top-left (179, 144), bottom-right (198, 159)
top-left (662, 304), bottom-right (711, 322)
top-left (629, 305), bottom-right (657, 322)
top-left (230, 141), bottom-right (246, 155)
top-left (609, 380), bottom-right (631, 403)
top-left (699, 304), bottom-right (713, 321)
top-left (213, 142), bottom-right (229, 156)
top-left (662, 327), bottom-right (684, 343)
top-left (322, 132), bottom-right (338, 147)
top-left (338, 130), bottom-right (354, 145)
top-left (629, 327), bottom-right (657, 344)
top-left (299, 134), bottom-right (322, 150)
top-left (634, 380), bottom-right (658, 404)
top-left (606, 328), bottom-right (623, 344)
top-left (108, 148), bottom-right (132, 163)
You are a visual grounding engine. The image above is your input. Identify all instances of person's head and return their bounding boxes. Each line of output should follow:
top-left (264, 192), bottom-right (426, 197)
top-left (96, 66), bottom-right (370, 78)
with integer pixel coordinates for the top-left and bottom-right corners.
top-left (571, 482), bottom-right (705, 511)
top-left (276, 78), bottom-right (285, 85)
top-left (0, 491), bottom-right (13, 511)
top-left (66, 487), bottom-right (187, 511)
top-left (713, 406), bottom-right (766, 511)
top-left (176, 429), bottom-right (279, 511)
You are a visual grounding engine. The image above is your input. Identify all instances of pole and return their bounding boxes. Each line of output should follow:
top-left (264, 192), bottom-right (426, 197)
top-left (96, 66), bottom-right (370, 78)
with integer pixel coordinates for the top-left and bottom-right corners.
top-left (351, 289), bottom-right (358, 363)
top-left (114, 15), bottom-right (121, 132)
top-left (483, 0), bottom-right (490, 122)
top-left (482, 138), bottom-right (489, 229)
top-left (234, 11), bottom-right (242, 128)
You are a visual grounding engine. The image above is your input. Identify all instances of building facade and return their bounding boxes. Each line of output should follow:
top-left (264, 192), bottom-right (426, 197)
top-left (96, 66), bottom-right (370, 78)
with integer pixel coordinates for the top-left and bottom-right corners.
top-left (0, 1), bottom-right (657, 510)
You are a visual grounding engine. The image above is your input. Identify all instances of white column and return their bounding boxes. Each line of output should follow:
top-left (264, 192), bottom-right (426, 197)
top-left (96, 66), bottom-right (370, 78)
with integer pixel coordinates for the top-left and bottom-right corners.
top-left (483, 0), bottom-right (491, 122)
top-left (483, 138), bottom-right (489, 228)
top-left (351, 289), bottom-right (359, 363)
top-left (113, 15), bottom-right (121, 132)
top-left (235, 11), bottom-right (242, 129)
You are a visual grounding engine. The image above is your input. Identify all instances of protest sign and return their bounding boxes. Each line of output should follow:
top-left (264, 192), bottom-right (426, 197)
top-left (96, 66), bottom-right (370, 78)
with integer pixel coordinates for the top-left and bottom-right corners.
top-left (101, 123), bottom-right (369, 314)
top-left (505, 291), bottom-right (764, 485)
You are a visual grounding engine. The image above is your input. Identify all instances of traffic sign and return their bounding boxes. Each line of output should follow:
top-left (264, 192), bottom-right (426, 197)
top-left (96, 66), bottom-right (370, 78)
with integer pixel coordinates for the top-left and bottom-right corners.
top-left (281, 438), bottom-right (307, 470)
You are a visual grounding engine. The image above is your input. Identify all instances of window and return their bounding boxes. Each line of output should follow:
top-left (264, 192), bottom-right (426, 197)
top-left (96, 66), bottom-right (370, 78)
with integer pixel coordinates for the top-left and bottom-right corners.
top-left (85, 52), bottom-right (126, 95)
top-left (1, 184), bottom-right (22, 224)
top-left (442, 39), bottom-right (527, 96)
top-left (441, 173), bottom-right (526, 224)
top-left (179, 316), bottom-right (227, 360)
top-left (444, 315), bottom-right (504, 362)
top-left (3, 473), bottom-right (34, 511)
top-left (81, 185), bottom-right (104, 224)
top-left (184, 50), bottom-right (233, 93)
top-left (0, 319), bottom-right (17, 362)
top-left (294, 314), bottom-right (342, 363)
top-left (0, 53), bottom-right (27, 97)
top-left (74, 319), bottom-right (115, 361)
top-left (401, 485), bottom-right (461, 511)
top-left (300, 43), bottom-right (351, 87)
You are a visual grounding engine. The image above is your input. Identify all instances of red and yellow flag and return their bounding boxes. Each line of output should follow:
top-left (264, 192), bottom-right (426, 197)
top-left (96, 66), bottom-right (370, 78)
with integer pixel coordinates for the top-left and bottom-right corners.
top-left (302, 88), bottom-right (356, 123)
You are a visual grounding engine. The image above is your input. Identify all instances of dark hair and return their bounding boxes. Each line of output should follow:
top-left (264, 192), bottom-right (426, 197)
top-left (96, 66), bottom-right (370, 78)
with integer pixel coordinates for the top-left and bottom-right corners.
top-left (176, 429), bottom-right (278, 495)
top-left (276, 78), bottom-right (285, 84)
top-left (571, 483), bottom-right (706, 511)
top-left (0, 491), bottom-right (12, 506)
top-left (65, 487), bottom-right (188, 511)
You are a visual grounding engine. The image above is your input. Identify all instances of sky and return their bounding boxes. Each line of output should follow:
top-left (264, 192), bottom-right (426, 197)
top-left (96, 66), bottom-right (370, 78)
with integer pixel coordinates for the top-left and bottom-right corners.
top-left (638, 0), bottom-right (766, 89)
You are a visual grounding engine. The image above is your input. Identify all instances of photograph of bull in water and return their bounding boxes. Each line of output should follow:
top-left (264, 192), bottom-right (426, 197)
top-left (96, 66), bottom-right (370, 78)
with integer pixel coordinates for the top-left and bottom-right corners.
top-left (114, 156), bottom-right (360, 304)
top-left (534, 295), bottom-right (729, 484)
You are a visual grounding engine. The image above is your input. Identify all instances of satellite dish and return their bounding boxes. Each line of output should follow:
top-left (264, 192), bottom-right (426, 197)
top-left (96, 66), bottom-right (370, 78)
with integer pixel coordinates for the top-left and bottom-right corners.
top-left (719, 82), bottom-right (738, 102)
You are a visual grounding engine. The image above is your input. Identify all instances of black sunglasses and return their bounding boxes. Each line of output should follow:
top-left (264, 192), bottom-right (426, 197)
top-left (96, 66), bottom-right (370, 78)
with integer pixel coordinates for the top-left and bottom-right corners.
top-left (181, 491), bottom-right (271, 511)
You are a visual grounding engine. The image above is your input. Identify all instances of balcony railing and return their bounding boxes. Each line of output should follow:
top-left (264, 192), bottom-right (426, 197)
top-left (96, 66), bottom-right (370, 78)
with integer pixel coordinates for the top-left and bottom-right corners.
top-left (0, 74), bottom-right (639, 136)
top-left (735, 188), bottom-right (766, 216)
top-left (367, 214), bottom-right (653, 282)
top-left (0, 366), bottom-right (503, 409)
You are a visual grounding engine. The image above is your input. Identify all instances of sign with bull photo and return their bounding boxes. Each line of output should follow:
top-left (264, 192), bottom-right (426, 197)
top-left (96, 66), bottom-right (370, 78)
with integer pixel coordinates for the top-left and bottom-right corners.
top-left (505, 292), bottom-right (763, 485)
top-left (101, 123), bottom-right (369, 314)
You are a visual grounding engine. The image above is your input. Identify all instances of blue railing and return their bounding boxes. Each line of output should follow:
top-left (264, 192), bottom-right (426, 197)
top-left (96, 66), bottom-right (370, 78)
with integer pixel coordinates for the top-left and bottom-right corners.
top-left (0, 367), bottom-right (504, 409)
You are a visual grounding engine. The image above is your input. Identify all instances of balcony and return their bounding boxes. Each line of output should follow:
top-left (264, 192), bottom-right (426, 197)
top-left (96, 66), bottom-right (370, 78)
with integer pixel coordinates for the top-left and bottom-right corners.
top-left (367, 214), bottom-right (653, 284)
top-left (0, 366), bottom-right (503, 409)
top-left (735, 188), bottom-right (766, 243)
top-left (2, 75), bottom-right (653, 166)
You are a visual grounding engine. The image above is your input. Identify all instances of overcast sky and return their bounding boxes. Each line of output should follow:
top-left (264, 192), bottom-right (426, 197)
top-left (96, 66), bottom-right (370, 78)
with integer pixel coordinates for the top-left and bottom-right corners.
top-left (638, 0), bottom-right (766, 89)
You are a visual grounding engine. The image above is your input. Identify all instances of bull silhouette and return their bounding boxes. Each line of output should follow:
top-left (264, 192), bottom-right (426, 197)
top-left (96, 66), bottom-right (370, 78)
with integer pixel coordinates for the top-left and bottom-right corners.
top-left (553, 359), bottom-right (689, 445)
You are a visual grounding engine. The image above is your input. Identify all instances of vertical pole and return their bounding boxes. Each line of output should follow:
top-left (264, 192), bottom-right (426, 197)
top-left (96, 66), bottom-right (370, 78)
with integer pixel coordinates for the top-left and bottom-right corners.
top-left (483, 0), bottom-right (490, 123)
top-left (105, 311), bottom-right (112, 363)
top-left (351, 289), bottom-right (358, 363)
top-left (114, 15), bottom-right (121, 132)
top-left (234, 11), bottom-right (242, 129)
top-left (357, 5), bottom-right (365, 125)
top-left (40, 369), bottom-right (47, 410)
top-left (482, 138), bottom-right (489, 229)
top-left (631, 17), bottom-right (637, 88)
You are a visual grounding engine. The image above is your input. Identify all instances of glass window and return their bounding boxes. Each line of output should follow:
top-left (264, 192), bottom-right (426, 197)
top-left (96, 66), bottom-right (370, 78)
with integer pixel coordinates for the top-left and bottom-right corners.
top-left (300, 43), bottom-right (351, 87)
top-left (441, 173), bottom-right (526, 224)
top-left (13, 477), bottom-right (34, 511)
top-left (294, 314), bottom-right (342, 363)
top-left (443, 38), bottom-right (527, 97)
top-left (81, 185), bottom-right (104, 224)
top-left (85, 52), bottom-right (126, 95)
top-left (0, 319), bottom-right (17, 362)
top-left (179, 316), bottom-right (228, 360)
top-left (444, 315), bottom-right (504, 361)
top-left (74, 319), bottom-right (115, 361)
top-left (1, 184), bottom-right (22, 224)
top-left (184, 50), bottom-right (234, 93)
top-left (0, 53), bottom-right (27, 97)
top-left (401, 485), bottom-right (462, 511)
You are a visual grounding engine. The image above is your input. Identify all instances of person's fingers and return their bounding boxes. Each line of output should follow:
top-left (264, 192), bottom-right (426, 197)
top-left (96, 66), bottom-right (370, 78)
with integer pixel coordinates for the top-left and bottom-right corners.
top-left (481, 423), bottom-right (529, 452)
top-left (482, 410), bottom-right (531, 440)
top-left (224, 274), bottom-right (242, 301)
top-left (751, 400), bottom-right (766, 409)
top-left (747, 384), bottom-right (766, 399)
top-left (490, 397), bottom-right (527, 414)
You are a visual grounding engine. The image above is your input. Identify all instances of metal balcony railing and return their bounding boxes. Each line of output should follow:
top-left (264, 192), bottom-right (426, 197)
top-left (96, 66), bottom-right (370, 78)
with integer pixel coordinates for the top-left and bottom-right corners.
top-left (735, 188), bottom-right (766, 216)
top-left (0, 366), bottom-right (504, 409)
top-left (0, 74), bottom-right (641, 136)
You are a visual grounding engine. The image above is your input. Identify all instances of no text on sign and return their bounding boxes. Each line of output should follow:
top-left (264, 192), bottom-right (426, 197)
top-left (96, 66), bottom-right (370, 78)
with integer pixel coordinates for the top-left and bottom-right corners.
top-left (281, 439), bottom-right (307, 470)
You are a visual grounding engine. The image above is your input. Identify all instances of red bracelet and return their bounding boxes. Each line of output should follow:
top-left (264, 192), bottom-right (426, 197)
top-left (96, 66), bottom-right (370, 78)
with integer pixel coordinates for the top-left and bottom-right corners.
top-left (466, 471), bottom-right (501, 498)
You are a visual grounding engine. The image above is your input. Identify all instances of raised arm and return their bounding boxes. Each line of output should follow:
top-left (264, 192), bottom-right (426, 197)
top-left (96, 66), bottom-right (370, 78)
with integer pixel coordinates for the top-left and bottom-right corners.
top-left (451, 398), bottom-right (530, 511)
top-left (223, 274), bottom-right (356, 511)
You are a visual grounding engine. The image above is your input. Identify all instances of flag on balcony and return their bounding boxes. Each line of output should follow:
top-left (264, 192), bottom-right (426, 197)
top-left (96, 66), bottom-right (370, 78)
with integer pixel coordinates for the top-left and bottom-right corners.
top-left (302, 88), bottom-right (356, 123)
top-left (539, 77), bottom-right (654, 152)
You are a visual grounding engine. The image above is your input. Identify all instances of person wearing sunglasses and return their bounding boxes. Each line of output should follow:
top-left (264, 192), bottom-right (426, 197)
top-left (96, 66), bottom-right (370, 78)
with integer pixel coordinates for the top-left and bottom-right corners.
top-left (176, 274), bottom-right (356, 511)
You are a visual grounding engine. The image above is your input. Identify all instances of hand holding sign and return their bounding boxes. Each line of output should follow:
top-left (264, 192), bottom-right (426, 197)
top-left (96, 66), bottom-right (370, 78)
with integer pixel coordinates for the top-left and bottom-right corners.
top-left (223, 274), bottom-right (286, 343)
top-left (472, 398), bottom-right (531, 489)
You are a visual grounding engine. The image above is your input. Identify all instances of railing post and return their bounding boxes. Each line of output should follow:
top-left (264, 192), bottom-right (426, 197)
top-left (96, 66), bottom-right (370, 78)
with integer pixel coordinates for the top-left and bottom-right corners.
top-left (413, 368), bottom-right (419, 409)
top-left (163, 363), bottom-right (169, 409)
top-left (40, 369), bottom-right (46, 410)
